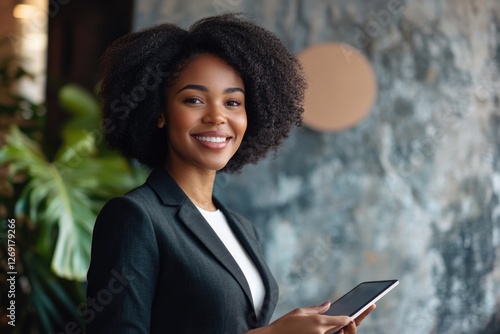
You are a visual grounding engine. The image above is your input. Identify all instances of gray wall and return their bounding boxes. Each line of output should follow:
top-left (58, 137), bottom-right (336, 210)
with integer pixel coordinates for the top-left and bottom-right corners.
top-left (134, 1), bottom-right (500, 333)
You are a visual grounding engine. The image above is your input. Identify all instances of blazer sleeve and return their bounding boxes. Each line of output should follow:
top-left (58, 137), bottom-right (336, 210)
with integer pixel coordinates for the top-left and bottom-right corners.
top-left (85, 196), bottom-right (159, 333)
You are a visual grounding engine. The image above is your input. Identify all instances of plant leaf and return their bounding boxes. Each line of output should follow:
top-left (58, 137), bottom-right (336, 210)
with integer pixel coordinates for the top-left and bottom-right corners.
top-left (1, 126), bottom-right (141, 280)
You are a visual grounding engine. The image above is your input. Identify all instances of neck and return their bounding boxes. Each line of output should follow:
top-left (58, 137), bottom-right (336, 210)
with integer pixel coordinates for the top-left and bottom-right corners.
top-left (164, 163), bottom-right (217, 211)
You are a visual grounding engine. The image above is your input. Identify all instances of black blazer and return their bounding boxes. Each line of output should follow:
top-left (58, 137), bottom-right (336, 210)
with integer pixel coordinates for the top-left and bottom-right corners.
top-left (86, 168), bottom-right (279, 333)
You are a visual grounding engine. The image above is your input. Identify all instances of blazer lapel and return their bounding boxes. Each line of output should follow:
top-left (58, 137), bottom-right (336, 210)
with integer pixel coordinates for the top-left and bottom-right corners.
top-left (177, 204), bottom-right (254, 307)
top-left (221, 207), bottom-right (279, 325)
top-left (146, 168), bottom-right (254, 308)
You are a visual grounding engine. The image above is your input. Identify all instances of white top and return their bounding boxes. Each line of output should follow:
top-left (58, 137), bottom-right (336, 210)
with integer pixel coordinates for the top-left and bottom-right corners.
top-left (197, 207), bottom-right (265, 315)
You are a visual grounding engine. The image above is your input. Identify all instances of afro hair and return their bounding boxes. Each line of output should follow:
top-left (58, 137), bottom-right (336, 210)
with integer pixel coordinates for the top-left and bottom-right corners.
top-left (99, 13), bottom-right (306, 173)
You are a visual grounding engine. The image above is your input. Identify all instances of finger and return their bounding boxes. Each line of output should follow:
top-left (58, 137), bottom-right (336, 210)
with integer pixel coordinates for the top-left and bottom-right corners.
top-left (322, 315), bottom-right (352, 331)
top-left (329, 328), bottom-right (345, 334)
top-left (343, 320), bottom-right (357, 334)
top-left (329, 321), bottom-right (356, 334)
top-left (303, 300), bottom-right (331, 315)
top-left (354, 304), bottom-right (376, 326)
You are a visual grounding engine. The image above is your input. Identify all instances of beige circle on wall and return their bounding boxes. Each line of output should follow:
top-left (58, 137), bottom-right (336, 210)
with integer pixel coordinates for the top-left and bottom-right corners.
top-left (298, 43), bottom-right (377, 132)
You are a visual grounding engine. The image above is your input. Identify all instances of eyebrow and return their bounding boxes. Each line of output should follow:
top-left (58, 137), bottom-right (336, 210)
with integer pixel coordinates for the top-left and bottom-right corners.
top-left (176, 84), bottom-right (244, 94)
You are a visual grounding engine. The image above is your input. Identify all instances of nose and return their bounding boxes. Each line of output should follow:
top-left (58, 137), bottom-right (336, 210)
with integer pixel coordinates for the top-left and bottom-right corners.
top-left (202, 103), bottom-right (227, 124)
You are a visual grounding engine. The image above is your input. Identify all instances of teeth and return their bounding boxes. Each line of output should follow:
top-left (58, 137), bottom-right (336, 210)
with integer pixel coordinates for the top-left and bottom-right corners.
top-left (194, 136), bottom-right (227, 143)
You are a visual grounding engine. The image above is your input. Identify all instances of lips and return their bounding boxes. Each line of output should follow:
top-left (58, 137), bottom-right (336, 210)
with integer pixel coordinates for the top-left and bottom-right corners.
top-left (192, 131), bottom-right (231, 149)
top-left (193, 136), bottom-right (228, 143)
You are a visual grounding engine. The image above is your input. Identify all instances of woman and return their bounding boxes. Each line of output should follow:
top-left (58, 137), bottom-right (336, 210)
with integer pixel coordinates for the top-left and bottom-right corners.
top-left (86, 14), bottom-right (374, 334)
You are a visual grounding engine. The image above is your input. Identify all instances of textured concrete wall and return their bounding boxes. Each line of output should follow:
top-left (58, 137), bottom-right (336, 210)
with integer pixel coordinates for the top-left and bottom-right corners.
top-left (134, 1), bottom-right (500, 333)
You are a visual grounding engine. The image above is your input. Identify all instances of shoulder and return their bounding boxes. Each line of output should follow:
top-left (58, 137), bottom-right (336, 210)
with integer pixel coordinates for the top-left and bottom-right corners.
top-left (97, 170), bottom-right (175, 219)
top-left (93, 194), bottom-right (154, 246)
top-left (95, 170), bottom-right (186, 236)
top-left (97, 183), bottom-right (154, 217)
top-left (94, 180), bottom-right (164, 237)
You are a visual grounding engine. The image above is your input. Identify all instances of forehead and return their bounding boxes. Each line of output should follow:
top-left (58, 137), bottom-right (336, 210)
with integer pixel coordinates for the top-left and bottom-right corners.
top-left (172, 54), bottom-right (244, 88)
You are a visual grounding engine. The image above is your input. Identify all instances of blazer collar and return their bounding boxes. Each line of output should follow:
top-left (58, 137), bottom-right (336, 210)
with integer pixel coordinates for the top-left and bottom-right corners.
top-left (146, 168), bottom-right (277, 323)
top-left (219, 204), bottom-right (279, 326)
top-left (146, 167), bottom-right (189, 206)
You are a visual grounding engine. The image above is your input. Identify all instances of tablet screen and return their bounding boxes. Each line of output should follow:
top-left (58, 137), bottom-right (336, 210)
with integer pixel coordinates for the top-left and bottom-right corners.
top-left (325, 280), bottom-right (398, 318)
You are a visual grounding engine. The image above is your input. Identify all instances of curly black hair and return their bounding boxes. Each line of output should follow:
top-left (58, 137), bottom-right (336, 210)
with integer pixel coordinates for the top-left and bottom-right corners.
top-left (99, 13), bottom-right (306, 173)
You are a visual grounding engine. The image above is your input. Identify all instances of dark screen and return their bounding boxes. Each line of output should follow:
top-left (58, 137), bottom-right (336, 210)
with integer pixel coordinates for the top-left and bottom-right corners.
top-left (325, 281), bottom-right (396, 317)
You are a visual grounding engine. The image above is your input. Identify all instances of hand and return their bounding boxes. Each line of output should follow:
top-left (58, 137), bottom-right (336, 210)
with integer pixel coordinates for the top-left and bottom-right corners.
top-left (248, 301), bottom-right (371, 334)
top-left (336, 304), bottom-right (376, 334)
top-left (352, 304), bottom-right (376, 327)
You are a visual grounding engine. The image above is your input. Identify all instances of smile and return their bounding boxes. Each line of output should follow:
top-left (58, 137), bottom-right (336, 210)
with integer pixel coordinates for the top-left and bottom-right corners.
top-left (193, 136), bottom-right (228, 143)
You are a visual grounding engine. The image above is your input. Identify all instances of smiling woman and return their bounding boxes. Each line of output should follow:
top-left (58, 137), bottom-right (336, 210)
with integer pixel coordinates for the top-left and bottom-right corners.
top-left (86, 13), bottom-right (375, 334)
top-left (160, 55), bottom-right (248, 180)
top-left (98, 14), bottom-right (305, 173)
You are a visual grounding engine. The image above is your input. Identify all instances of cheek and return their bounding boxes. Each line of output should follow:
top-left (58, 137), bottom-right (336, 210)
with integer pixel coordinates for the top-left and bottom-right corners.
top-left (167, 109), bottom-right (195, 133)
top-left (236, 112), bottom-right (248, 136)
top-left (166, 116), bottom-right (188, 147)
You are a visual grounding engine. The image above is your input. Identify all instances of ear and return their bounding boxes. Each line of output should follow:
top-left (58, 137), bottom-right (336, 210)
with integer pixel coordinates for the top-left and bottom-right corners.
top-left (157, 112), bottom-right (166, 128)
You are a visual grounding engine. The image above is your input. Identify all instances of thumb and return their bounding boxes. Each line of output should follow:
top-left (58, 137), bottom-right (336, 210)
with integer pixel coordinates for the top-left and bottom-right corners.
top-left (305, 300), bottom-right (331, 315)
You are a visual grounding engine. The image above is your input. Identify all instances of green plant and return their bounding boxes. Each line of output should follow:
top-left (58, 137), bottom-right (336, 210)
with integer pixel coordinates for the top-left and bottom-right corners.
top-left (0, 81), bottom-right (147, 333)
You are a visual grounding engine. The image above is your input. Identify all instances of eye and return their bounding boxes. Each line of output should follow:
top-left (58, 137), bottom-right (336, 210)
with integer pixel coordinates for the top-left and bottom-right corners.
top-left (225, 100), bottom-right (241, 107)
top-left (184, 97), bottom-right (203, 104)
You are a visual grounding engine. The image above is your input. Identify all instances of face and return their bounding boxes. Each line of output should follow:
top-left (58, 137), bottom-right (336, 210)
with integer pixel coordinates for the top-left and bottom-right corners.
top-left (159, 54), bottom-right (247, 173)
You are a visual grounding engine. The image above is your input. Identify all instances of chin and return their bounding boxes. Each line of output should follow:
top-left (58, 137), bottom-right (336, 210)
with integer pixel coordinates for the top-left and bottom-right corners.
top-left (201, 162), bottom-right (229, 172)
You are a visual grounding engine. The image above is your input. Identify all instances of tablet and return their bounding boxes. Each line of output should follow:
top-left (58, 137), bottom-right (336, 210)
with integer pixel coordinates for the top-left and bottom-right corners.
top-left (324, 279), bottom-right (399, 320)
